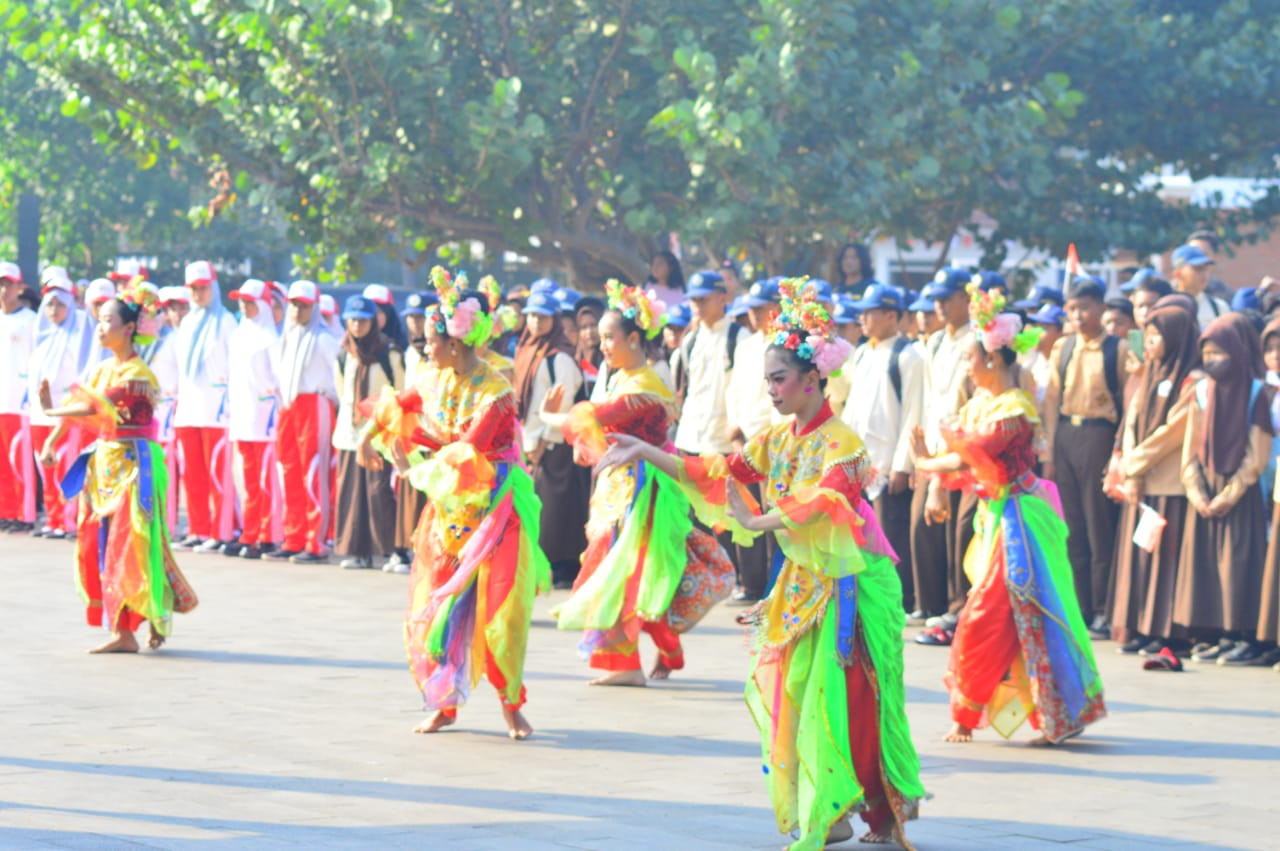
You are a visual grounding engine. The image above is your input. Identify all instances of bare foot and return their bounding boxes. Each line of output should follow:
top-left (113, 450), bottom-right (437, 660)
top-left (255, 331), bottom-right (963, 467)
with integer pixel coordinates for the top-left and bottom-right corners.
top-left (649, 659), bottom-right (673, 680)
top-left (943, 722), bottom-right (973, 743)
top-left (147, 624), bottom-right (166, 650)
top-left (502, 706), bottom-right (533, 740)
top-left (589, 669), bottom-right (646, 687)
top-left (858, 828), bottom-right (892, 844)
top-left (89, 630), bottom-right (139, 654)
top-left (412, 710), bottom-right (455, 734)
top-left (1028, 734), bottom-right (1053, 747)
top-left (825, 816), bottom-right (853, 845)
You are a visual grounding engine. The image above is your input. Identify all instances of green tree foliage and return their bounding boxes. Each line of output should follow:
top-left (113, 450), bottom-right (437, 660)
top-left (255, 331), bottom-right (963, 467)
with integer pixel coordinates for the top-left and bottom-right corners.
top-left (2, 0), bottom-right (1277, 282)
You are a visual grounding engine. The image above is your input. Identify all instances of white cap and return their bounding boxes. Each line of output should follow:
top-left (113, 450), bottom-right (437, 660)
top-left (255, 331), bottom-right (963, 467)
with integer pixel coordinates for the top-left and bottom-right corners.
top-left (111, 258), bottom-right (148, 280)
top-left (184, 260), bottom-right (216, 286)
top-left (0, 261), bottom-right (21, 282)
top-left (158, 286), bottom-right (190, 305)
top-left (229, 278), bottom-right (269, 302)
top-left (41, 271), bottom-right (74, 295)
top-left (362, 283), bottom-right (392, 305)
top-left (85, 278), bottom-right (117, 304)
top-left (319, 293), bottom-right (337, 316)
top-left (286, 280), bottom-right (319, 304)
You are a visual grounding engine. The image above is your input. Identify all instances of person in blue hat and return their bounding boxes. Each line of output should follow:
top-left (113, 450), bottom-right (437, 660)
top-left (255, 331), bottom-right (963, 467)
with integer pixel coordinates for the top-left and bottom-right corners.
top-left (805, 278), bottom-right (835, 305)
top-left (555, 287), bottom-right (583, 347)
top-left (664, 302), bottom-right (692, 396)
top-left (1022, 303), bottom-right (1067, 406)
top-left (723, 277), bottom-right (784, 604)
top-left (843, 283), bottom-right (925, 610)
top-left (1170, 244), bottom-right (1230, 326)
top-left (1042, 277), bottom-right (1132, 638)
top-left (825, 295), bottom-right (863, 418)
top-left (514, 286), bottom-right (588, 588)
top-left (1012, 284), bottom-right (1066, 312)
top-left (1117, 267), bottom-right (1159, 296)
top-left (908, 289), bottom-right (941, 341)
top-left (912, 268), bottom-right (981, 635)
top-left (333, 294), bottom-right (405, 571)
top-left (973, 270), bottom-right (1008, 297)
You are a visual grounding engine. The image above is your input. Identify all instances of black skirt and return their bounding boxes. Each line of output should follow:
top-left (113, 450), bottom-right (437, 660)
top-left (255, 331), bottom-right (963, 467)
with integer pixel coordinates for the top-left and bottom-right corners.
top-left (333, 449), bottom-right (397, 558)
top-left (534, 441), bottom-right (589, 565)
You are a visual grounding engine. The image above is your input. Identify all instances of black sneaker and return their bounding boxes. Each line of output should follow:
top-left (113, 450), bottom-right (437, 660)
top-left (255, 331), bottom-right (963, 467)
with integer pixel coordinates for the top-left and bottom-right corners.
top-left (1087, 615), bottom-right (1110, 640)
top-left (262, 547), bottom-right (299, 561)
top-left (289, 551), bottom-right (328, 565)
top-left (1218, 641), bottom-right (1263, 666)
top-left (173, 535), bottom-right (205, 551)
top-left (1118, 636), bottom-right (1146, 654)
top-left (222, 542), bottom-right (246, 558)
top-left (1138, 639), bottom-right (1167, 656)
top-left (5, 520), bottom-right (32, 533)
top-left (240, 543), bottom-right (266, 560)
top-left (1192, 637), bottom-right (1235, 663)
top-left (1254, 646), bottom-right (1280, 668)
top-left (0, 519), bottom-right (12, 531)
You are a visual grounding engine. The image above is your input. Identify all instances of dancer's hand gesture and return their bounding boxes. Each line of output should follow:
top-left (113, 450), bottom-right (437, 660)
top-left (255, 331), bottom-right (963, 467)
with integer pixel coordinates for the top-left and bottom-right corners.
top-left (595, 433), bottom-right (645, 474)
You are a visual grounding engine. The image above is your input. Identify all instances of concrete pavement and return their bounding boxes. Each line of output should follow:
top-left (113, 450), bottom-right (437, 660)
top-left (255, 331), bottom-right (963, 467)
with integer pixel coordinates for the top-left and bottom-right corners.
top-left (1, 533), bottom-right (1277, 849)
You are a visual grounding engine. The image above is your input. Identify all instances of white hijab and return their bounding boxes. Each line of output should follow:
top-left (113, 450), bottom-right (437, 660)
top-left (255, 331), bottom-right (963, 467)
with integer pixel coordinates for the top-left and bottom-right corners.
top-left (32, 290), bottom-right (90, 382)
top-left (276, 300), bottom-right (326, 405)
top-left (181, 278), bottom-right (228, 379)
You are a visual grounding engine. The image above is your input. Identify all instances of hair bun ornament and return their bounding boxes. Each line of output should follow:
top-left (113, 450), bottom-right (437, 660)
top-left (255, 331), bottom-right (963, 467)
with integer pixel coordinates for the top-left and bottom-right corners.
top-left (967, 282), bottom-right (1042, 355)
top-left (604, 279), bottom-right (668, 340)
top-left (428, 265), bottom-right (493, 348)
top-left (769, 276), bottom-right (853, 378)
top-left (117, 277), bottom-right (164, 346)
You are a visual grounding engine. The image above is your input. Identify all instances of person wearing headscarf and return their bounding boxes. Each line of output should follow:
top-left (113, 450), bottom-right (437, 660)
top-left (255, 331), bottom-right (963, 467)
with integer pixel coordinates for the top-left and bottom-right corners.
top-left (513, 286), bottom-right (588, 589)
top-left (574, 296), bottom-right (605, 398)
top-left (150, 287), bottom-right (189, 532)
top-left (1109, 304), bottom-right (1202, 657)
top-left (266, 280), bottom-right (340, 564)
top-left (318, 293), bottom-right (343, 338)
top-left (226, 279), bottom-right (283, 559)
top-left (332, 295), bottom-right (404, 569)
top-left (79, 278), bottom-right (117, 375)
top-left (0, 261), bottom-right (37, 533)
top-left (170, 261), bottom-right (237, 552)
top-left (28, 272), bottom-right (92, 538)
top-left (357, 267), bottom-right (548, 739)
top-left (37, 283), bottom-right (197, 653)
top-left (363, 284), bottom-right (409, 352)
top-left (1254, 317), bottom-right (1280, 669)
top-left (1177, 314), bottom-right (1274, 665)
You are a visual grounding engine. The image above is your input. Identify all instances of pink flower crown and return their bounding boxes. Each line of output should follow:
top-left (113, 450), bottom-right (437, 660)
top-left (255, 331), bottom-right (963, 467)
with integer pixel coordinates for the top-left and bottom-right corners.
top-left (605, 279), bottom-right (667, 340)
top-left (428, 266), bottom-right (494, 348)
top-left (116, 277), bottom-right (164, 346)
top-left (968, 282), bottom-right (1041, 355)
top-left (768, 277), bottom-right (853, 378)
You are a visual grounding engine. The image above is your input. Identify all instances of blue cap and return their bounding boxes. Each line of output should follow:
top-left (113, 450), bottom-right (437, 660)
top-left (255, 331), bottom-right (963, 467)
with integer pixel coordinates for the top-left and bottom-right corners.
top-left (806, 278), bottom-right (834, 303)
top-left (908, 293), bottom-right (935, 312)
top-left (530, 277), bottom-right (560, 294)
top-left (1012, 284), bottom-right (1065, 310)
top-left (853, 282), bottom-right (904, 312)
top-left (402, 291), bottom-right (438, 317)
top-left (832, 295), bottom-right (861, 324)
top-left (341, 294), bottom-right (378, 321)
top-left (1171, 244), bottom-right (1213, 270)
top-left (686, 270), bottom-right (725, 298)
top-left (973, 271), bottom-right (1007, 293)
top-left (1119, 267), bottom-right (1159, 293)
top-left (1027, 304), bottom-right (1067, 327)
top-left (664, 302), bottom-right (692, 328)
top-left (927, 267), bottom-right (971, 299)
top-left (1232, 287), bottom-right (1260, 313)
top-left (555, 287), bottom-right (581, 314)
top-left (744, 277), bottom-right (781, 307)
top-left (521, 289), bottom-right (559, 316)
top-left (726, 294), bottom-right (750, 318)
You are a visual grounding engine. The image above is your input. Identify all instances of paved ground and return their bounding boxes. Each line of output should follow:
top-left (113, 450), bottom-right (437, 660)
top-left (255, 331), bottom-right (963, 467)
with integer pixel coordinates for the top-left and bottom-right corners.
top-left (1, 532), bottom-right (1277, 850)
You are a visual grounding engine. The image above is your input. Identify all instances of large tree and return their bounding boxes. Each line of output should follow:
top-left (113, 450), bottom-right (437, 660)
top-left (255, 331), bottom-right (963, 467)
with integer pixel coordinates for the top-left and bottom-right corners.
top-left (3, 0), bottom-right (1277, 282)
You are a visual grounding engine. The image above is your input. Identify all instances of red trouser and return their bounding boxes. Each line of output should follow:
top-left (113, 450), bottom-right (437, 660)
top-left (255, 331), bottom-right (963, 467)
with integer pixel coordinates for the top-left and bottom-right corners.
top-left (235, 440), bottom-right (281, 545)
top-left (30, 424), bottom-right (83, 532)
top-left (176, 426), bottom-right (237, 541)
top-left (846, 652), bottom-right (892, 834)
top-left (277, 394), bottom-right (334, 554)
top-left (0, 413), bottom-right (35, 522)
top-left (947, 567), bottom-right (1021, 730)
top-left (591, 618), bottom-right (685, 672)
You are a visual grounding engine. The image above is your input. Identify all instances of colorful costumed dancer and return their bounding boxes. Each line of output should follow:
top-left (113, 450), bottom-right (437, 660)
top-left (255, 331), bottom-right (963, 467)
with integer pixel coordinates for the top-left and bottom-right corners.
top-left (542, 281), bottom-right (733, 686)
top-left (359, 267), bottom-right (548, 739)
top-left (37, 283), bottom-right (197, 653)
top-left (597, 278), bottom-right (923, 849)
top-left (912, 285), bottom-right (1106, 745)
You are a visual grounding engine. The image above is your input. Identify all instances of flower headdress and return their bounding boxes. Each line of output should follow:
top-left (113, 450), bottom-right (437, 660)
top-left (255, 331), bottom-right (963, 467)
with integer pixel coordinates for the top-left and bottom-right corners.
top-left (428, 265), bottom-right (493, 348)
top-left (968, 282), bottom-right (1041, 355)
top-left (604, 279), bottom-right (668, 340)
top-left (475, 274), bottom-right (518, 342)
top-left (116, 276), bottom-right (163, 345)
top-left (769, 276), bottom-right (853, 378)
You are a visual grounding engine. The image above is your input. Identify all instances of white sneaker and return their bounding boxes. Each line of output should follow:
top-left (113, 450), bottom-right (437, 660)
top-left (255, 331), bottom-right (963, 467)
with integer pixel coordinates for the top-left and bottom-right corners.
top-left (386, 560), bottom-right (410, 574)
top-left (194, 538), bottom-right (224, 554)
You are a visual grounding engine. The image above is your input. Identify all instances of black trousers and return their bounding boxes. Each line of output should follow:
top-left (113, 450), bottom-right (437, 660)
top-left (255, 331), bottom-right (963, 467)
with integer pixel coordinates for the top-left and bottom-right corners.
top-left (1053, 421), bottom-right (1119, 622)
top-left (875, 487), bottom-right (914, 611)
top-left (910, 484), bottom-right (977, 616)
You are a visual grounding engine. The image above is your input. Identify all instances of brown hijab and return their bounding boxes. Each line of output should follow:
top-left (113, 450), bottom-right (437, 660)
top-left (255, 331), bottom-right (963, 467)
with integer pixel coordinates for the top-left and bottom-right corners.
top-left (1132, 305), bottom-right (1200, 442)
top-left (342, 324), bottom-right (394, 403)
top-left (1198, 315), bottom-right (1263, 476)
top-left (513, 317), bottom-right (575, 417)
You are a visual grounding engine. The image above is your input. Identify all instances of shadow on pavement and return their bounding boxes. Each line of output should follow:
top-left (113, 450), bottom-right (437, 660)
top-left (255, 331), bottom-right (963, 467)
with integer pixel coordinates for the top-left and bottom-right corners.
top-left (151, 649), bottom-right (403, 671)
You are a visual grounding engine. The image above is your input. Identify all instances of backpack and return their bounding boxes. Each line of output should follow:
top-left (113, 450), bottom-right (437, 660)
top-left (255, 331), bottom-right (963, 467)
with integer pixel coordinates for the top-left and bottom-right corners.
top-left (886, 335), bottom-right (912, 402)
top-left (1056, 333), bottom-right (1123, 417)
top-left (681, 320), bottom-right (745, 372)
top-left (546, 350), bottom-right (589, 404)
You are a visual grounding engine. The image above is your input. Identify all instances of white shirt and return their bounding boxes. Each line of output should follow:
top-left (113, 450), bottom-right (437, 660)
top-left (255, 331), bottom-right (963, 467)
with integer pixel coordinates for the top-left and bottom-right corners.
top-left (1020, 347), bottom-right (1054, 410)
top-left (921, 323), bottom-right (974, 452)
top-left (725, 330), bottom-right (780, 442)
top-left (149, 334), bottom-right (181, 444)
top-left (0, 308), bottom-right (34, 414)
top-left (28, 316), bottom-right (89, 428)
top-left (841, 334), bottom-right (925, 498)
top-left (674, 317), bottom-right (735, 454)
top-left (171, 312), bottom-right (235, 428)
top-left (273, 324), bottom-right (340, 409)
top-left (227, 321), bottom-right (280, 442)
top-left (1195, 292), bottom-right (1230, 328)
top-left (522, 351), bottom-right (581, 453)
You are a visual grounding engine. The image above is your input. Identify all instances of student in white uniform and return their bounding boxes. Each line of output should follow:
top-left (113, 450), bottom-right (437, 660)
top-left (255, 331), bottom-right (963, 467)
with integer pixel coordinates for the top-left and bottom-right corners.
top-left (226, 279), bottom-right (282, 559)
top-left (266, 280), bottom-right (340, 564)
top-left (0, 262), bottom-right (37, 532)
top-left (152, 286), bottom-right (188, 532)
top-left (79, 278), bottom-right (116, 374)
top-left (28, 272), bottom-right (92, 538)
